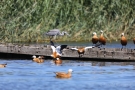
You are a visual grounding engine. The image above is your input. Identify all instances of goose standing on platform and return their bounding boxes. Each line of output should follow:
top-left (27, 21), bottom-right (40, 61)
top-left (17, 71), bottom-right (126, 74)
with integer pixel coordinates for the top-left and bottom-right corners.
top-left (71, 46), bottom-right (93, 57)
top-left (45, 29), bottom-right (70, 40)
top-left (121, 33), bottom-right (127, 49)
top-left (54, 69), bottom-right (73, 78)
top-left (92, 32), bottom-right (99, 46)
top-left (99, 30), bottom-right (106, 47)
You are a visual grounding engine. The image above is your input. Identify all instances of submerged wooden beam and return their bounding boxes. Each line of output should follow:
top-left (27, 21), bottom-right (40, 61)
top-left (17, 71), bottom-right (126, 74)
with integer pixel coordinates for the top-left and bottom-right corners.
top-left (0, 43), bottom-right (135, 61)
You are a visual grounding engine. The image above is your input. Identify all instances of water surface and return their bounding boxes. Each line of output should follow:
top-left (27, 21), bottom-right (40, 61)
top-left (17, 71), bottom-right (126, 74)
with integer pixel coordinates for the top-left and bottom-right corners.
top-left (0, 59), bottom-right (135, 90)
top-left (35, 40), bottom-right (135, 49)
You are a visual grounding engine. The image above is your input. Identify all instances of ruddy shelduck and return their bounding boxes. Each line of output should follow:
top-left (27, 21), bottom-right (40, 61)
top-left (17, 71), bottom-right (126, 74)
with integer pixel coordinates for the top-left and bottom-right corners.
top-left (32, 55), bottom-right (44, 63)
top-left (0, 63), bottom-right (7, 68)
top-left (92, 32), bottom-right (99, 45)
top-left (53, 58), bottom-right (62, 65)
top-left (99, 30), bottom-right (106, 46)
top-left (54, 69), bottom-right (73, 78)
top-left (51, 45), bottom-right (67, 59)
top-left (37, 56), bottom-right (44, 63)
top-left (71, 46), bottom-right (93, 57)
top-left (121, 33), bottom-right (127, 49)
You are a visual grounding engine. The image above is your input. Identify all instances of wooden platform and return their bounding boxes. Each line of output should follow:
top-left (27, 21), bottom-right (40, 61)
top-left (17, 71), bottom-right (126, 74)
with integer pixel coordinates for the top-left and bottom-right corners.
top-left (0, 43), bottom-right (135, 61)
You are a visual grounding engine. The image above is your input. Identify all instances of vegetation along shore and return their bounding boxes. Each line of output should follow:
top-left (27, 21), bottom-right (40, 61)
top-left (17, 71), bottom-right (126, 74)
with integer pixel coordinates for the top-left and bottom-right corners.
top-left (0, 0), bottom-right (135, 43)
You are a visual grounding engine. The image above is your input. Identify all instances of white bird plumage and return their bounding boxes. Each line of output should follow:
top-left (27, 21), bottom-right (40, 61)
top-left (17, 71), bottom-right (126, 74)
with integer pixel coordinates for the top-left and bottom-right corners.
top-left (70, 46), bottom-right (93, 57)
top-left (71, 46), bottom-right (93, 51)
top-left (51, 45), bottom-right (67, 58)
top-left (51, 45), bottom-right (62, 56)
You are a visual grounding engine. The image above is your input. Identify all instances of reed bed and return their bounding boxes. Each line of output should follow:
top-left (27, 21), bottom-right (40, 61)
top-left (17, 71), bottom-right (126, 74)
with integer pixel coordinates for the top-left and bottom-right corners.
top-left (0, 0), bottom-right (135, 43)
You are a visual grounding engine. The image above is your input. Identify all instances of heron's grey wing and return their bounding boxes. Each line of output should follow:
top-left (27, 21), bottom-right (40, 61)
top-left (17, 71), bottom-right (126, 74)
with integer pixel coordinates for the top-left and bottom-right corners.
top-left (49, 29), bottom-right (60, 32)
top-left (45, 31), bottom-right (58, 36)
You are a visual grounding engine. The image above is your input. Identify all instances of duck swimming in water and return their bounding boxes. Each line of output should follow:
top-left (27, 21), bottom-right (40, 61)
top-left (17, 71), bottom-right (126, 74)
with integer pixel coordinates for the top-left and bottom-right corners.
top-left (54, 69), bottom-right (73, 78)
top-left (0, 63), bottom-right (7, 68)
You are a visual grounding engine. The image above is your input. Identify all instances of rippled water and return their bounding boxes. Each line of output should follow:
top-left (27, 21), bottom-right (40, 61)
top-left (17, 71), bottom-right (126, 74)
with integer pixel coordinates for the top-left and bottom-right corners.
top-left (0, 59), bottom-right (135, 90)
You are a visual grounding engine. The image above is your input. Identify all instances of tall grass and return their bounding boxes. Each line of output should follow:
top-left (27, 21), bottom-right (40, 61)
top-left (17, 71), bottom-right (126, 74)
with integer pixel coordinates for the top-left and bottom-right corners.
top-left (0, 0), bottom-right (135, 43)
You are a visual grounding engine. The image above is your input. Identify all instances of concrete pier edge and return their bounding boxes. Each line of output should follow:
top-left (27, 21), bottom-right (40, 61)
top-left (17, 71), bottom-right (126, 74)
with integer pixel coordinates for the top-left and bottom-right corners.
top-left (0, 43), bottom-right (135, 61)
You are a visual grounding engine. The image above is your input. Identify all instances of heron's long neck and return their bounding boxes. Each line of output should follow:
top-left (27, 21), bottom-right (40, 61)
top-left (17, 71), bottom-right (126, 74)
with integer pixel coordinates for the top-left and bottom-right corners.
top-left (60, 32), bottom-right (65, 35)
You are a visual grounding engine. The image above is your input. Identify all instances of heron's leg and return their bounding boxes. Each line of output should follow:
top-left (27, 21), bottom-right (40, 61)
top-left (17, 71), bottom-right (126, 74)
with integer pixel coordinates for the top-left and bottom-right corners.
top-left (54, 35), bottom-right (57, 39)
top-left (50, 40), bottom-right (55, 46)
top-left (49, 36), bottom-right (53, 44)
top-left (49, 36), bottom-right (53, 41)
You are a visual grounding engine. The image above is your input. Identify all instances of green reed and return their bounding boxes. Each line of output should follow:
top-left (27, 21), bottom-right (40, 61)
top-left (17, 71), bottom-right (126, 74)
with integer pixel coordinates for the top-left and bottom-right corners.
top-left (0, 0), bottom-right (135, 43)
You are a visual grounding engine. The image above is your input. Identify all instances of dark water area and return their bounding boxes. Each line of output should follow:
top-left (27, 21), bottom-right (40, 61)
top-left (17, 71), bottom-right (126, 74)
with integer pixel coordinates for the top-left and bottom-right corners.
top-left (0, 59), bottom-right (135, 90)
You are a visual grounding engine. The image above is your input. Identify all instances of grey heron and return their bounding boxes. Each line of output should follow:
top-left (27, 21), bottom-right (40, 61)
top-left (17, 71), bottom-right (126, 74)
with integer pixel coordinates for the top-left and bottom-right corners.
top-left (45, 29), bottom-right (70, 40)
